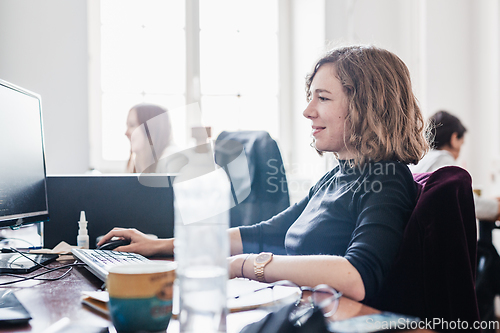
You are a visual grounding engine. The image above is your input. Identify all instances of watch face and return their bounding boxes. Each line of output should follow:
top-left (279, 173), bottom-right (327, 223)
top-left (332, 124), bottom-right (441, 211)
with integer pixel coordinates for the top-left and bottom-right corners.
top-left (255, 253), bottom-right (272, 264)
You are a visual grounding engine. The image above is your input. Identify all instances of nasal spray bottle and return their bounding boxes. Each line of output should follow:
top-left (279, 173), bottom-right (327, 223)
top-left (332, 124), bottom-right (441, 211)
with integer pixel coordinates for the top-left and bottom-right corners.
top-left (77, 211), bottom-right (89, 249)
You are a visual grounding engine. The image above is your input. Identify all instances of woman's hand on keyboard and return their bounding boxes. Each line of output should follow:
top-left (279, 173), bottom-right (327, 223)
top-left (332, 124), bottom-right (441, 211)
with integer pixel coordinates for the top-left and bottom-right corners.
top-left (97, 227), bottom-right (174, 257)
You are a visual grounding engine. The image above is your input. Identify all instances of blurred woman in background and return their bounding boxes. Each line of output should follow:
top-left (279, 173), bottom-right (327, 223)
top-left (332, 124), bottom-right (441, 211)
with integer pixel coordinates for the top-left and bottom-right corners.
top-left (125, 103), bottom-right (180, 173)
top-left (410, 110), bottom-right (500, 221)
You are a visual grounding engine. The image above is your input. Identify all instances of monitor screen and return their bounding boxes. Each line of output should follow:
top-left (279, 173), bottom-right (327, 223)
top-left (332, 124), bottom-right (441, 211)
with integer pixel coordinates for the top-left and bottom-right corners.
top-left (0, 79), bottom-right (49, 228)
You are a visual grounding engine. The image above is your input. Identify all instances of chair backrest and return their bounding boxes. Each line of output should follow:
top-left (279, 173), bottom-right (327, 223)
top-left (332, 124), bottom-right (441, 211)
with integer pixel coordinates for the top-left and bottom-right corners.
top-left (214, 131), bottom-right (290, 227)
top-left (368, 166), bottom-right (480, 331)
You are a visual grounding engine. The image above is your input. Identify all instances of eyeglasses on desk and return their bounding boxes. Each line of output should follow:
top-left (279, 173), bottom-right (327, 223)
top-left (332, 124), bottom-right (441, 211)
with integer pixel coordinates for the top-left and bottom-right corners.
top-left (231, 279), bottom-right (342, 327)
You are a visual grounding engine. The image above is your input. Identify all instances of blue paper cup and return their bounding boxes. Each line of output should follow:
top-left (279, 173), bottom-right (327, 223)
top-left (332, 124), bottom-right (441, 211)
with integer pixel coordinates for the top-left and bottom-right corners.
top-left (107, 262), bottom-right (176, 332)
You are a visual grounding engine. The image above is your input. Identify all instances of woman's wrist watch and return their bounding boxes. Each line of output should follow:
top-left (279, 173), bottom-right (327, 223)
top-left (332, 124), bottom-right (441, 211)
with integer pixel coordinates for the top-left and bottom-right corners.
top-left (254, 252), bottom-right (273, 282)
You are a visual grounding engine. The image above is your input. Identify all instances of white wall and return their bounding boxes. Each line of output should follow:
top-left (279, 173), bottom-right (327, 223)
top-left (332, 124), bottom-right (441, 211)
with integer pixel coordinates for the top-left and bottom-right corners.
top-left (325, 0), bottom-right (424, 98)
top-left (424, 0), bottom-right (500, 196)
top-left (0, 0), bottom-right (89, 175)
top-left (425, 0), bottom-right (475, 173)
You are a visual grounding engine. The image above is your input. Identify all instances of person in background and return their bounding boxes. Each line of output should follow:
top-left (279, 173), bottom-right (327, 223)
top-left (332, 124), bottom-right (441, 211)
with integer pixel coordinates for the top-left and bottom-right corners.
top-left (99, 45), bottom-right (429, 303)
top-left (125, 103), bottom-right (184, 173)
top-left (409, 110), bottom-right (500, 221)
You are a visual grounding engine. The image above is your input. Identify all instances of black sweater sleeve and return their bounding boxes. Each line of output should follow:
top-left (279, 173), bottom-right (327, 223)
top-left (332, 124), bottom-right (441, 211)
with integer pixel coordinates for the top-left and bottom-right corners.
top-left (344, 164), bottom-right (416, 301)
top-left (238, 197), bottom-right (308, 254)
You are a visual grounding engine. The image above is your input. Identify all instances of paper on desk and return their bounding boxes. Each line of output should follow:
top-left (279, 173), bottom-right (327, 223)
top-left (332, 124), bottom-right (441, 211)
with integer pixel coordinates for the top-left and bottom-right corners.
top-left (81, 280), bottom-right (299, 317)
top-left (82, 290), bottom-right (109, 303)
top-left (29, 241), bottom-right (79, 261)
top-left (227, 278), bottom-right (300, 312)
top-left (81, 291), bottom-right (109, 316)
top-left (41, 317), bottom-right (109, 333)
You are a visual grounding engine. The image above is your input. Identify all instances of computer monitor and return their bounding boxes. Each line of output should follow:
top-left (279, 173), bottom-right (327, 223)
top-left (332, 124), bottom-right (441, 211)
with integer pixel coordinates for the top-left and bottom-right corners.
top-left (0, 79), bottom-right (49, 229)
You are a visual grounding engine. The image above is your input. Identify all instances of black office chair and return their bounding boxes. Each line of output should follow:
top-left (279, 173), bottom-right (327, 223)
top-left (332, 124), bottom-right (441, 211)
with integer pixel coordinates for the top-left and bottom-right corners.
top-left (477, 220), bottom-right (500, 332)
top-left (370, 166), bottom-right (480, 332)
top-left (214, 131), bottom-right (290, 227)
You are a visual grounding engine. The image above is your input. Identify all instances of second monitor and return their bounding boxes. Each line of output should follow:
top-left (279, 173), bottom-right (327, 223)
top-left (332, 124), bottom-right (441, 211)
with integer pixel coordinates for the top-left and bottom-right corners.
top-left (45, 174), bottom-right (174, 249)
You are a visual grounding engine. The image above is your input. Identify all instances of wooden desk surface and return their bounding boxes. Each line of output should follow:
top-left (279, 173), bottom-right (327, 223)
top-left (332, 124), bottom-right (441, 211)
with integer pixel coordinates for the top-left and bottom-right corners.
top-left (0, 259), bottom-right (433, 333)
top-left (0, 259), bottom-right (109, 332)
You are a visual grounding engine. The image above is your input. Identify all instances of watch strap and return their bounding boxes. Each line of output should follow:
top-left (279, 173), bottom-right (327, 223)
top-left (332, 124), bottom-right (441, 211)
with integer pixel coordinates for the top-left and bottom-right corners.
top-left (255, 264), bottom-right (266, 282)
top-left (254, 252), bottom-right (273, 282)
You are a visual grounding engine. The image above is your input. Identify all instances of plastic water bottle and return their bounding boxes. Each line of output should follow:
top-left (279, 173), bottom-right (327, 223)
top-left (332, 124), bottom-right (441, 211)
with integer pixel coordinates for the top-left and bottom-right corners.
top-left (173, 127), bottom-right (230, 333)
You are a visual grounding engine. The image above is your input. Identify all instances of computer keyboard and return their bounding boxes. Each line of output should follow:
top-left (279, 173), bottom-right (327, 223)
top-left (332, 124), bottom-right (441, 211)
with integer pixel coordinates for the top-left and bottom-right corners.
top-left (72, 248), bottom-right (151, 282)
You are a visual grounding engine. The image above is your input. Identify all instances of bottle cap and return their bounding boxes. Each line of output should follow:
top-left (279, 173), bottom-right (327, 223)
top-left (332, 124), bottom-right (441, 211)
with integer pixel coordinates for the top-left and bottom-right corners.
top-left (78, 211), bottom-right (88, 236)
top-left (79, 211), bottom-right (87, 224)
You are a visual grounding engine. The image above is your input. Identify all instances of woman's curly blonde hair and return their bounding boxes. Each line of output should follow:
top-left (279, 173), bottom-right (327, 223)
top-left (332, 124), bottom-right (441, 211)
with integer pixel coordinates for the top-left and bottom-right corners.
top-left (305, 45), bottom-right (429, 166)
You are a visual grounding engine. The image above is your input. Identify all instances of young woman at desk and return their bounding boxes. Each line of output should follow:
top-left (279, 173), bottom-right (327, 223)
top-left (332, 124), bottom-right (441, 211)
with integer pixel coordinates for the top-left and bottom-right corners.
top-left (98, 45), bottom-right (428, 303)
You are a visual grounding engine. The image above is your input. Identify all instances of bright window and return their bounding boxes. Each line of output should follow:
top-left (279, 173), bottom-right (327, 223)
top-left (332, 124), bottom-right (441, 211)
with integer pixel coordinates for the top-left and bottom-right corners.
top-left (199, 0), bottom-right (279, 139)
top-left (99, 0), bottom-right (186, 163)
top-left (90, 0), bottom-right (280, 172)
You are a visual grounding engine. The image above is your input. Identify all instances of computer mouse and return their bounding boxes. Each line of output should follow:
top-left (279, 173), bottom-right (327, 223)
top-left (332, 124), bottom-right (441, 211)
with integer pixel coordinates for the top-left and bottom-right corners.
top-left (96, 239), bottom-right (131, 251)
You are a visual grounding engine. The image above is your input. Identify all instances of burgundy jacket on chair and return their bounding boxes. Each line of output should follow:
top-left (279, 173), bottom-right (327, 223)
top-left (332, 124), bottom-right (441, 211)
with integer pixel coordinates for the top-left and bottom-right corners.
top-left (367, 166), bottom-right (480, 332)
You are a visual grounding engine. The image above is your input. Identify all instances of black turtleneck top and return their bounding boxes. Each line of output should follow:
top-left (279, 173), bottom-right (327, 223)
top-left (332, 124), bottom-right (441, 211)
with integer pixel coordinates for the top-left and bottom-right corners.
top-left (238, 160), bottom-right (418, 301)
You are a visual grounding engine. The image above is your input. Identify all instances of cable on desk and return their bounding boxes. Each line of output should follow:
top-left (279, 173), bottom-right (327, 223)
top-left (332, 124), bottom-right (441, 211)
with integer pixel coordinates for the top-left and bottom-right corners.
top-left (8, 247), bottom-right (52, 269)
top-left (0, 261), bottom-right (87, 286)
